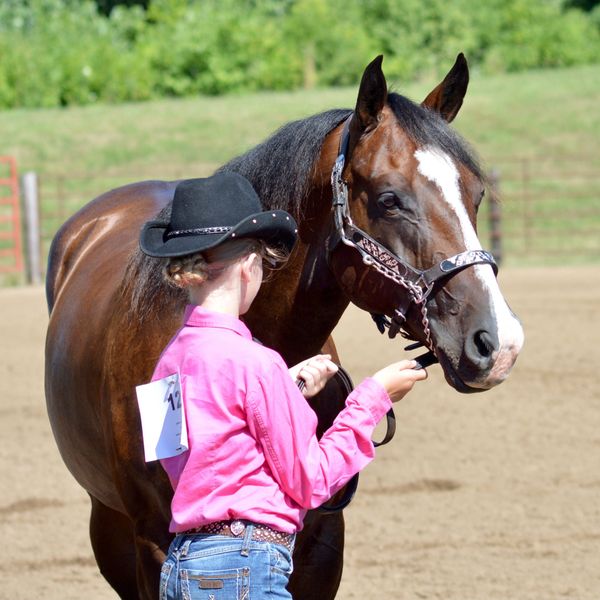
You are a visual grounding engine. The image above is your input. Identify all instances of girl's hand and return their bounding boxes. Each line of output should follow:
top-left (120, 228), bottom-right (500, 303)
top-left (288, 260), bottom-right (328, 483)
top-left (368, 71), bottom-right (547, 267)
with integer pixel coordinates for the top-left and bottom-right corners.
top-left (289, 354), bottom-right (339, 398)
top-left (372, 360), bottom-right (428, 402)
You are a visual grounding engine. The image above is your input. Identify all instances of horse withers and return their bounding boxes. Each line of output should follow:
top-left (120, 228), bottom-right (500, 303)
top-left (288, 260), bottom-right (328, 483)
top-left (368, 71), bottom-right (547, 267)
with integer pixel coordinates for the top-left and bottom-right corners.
top-left (45, 54), bottom-right (523, 599)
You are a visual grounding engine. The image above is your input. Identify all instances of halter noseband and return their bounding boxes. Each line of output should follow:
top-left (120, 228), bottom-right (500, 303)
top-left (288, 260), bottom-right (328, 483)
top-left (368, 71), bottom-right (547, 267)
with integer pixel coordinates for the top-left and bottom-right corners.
top-left (330, 115), bottom-right (498, 352)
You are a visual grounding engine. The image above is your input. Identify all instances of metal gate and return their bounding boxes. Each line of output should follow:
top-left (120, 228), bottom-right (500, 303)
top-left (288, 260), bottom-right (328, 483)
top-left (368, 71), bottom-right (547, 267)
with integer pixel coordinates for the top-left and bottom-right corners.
top-left (0, 156), bottom-right (23, 275)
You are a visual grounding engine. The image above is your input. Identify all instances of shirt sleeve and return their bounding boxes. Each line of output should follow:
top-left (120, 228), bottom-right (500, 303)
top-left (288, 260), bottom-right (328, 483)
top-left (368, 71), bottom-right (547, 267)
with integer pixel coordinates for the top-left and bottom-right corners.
top-left (245, 356), bottom-right (392, 510)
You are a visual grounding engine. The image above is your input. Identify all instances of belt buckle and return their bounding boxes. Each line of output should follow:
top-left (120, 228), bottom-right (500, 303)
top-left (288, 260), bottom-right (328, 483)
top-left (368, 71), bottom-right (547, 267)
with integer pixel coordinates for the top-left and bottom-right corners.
top-left (230, 520), bottom-right (245, 536)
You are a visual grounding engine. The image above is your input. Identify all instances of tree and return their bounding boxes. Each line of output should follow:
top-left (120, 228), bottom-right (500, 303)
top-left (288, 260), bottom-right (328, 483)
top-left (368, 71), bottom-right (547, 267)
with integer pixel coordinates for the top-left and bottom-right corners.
top-left (564, 0), bottom-right (600, 10)
top-left (95, 0), bottom-right (148, 16)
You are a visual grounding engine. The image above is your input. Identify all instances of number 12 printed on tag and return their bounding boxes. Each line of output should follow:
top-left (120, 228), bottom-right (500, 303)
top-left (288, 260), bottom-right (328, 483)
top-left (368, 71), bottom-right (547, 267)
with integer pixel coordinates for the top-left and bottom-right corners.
top-left (136, 373), bottom-right (189, 462)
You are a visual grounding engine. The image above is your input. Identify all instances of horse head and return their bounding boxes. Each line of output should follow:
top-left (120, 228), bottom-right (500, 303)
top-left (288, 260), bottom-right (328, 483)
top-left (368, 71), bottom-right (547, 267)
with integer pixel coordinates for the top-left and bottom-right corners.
top-left (328, 55), bottom-right (524, 393)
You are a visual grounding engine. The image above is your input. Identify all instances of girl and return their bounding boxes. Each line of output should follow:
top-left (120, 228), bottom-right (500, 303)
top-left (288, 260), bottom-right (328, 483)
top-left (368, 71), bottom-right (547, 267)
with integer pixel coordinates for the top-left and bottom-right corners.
top-left (139, 172), bottom-right (428, 599)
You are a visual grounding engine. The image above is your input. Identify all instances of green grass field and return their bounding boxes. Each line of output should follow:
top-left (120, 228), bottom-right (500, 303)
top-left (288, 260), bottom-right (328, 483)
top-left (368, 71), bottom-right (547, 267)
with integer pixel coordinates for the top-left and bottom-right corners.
top-left (0, 63), bottom-right (598, 272)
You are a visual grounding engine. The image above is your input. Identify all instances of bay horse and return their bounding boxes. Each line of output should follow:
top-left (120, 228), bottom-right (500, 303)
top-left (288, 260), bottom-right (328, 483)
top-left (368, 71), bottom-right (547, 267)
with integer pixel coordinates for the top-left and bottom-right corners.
top-left (45, 54), bottom-right (524, 599)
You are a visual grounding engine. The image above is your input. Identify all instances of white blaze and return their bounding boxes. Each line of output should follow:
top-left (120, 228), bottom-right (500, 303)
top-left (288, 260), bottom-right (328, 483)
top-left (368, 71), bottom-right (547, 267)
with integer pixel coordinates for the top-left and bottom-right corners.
top-left (414, 147), bottom-right (524, 384)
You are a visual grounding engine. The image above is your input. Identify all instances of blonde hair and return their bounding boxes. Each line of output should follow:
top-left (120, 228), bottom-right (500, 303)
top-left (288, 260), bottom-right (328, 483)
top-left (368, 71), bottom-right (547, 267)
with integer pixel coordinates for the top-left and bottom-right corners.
top-left (164, 239), bottom-right (288, 289)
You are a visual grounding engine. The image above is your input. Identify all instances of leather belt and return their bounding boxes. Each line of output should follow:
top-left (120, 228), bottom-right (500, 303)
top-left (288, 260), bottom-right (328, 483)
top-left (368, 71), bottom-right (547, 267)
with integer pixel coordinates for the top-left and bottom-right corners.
top-left (181, 519), bottom-right (295, 551)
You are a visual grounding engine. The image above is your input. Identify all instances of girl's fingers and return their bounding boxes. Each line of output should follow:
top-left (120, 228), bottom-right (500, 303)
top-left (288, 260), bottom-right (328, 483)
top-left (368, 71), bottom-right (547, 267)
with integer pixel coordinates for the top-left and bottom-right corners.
top-left (413, 367), bottom-right (428, 380)
top-left (302, 361), bottom-right (337, 381)
top-left (305, 361), bottom-right (338, 378)
top-left (290, 354), bottom-right (333, 378)
top-left (321, 359), bottom-right (339, 374)
top-left (395, 360), bottom-right (418, 371)
top-left (301, 371), bottom-right (315, 388)
top-left (298, 359), bottom-right (339, 397)
top-left (299, 365), bottom-right (323, 386)
top-left (293, 355), bottom-right (340, 397)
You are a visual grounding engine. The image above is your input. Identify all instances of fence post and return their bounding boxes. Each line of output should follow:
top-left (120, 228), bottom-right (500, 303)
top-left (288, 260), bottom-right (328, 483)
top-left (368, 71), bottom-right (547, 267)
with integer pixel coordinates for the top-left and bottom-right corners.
top-left (488, 168), bottom-right (502, 267)
top-left (21, 171), bottom-right (42, 285)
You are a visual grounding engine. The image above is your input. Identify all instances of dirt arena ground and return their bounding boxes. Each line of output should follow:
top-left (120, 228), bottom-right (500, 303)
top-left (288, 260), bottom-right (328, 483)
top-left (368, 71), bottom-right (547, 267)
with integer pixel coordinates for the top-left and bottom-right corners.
top-left (1, 266), bottom-right (599, 600)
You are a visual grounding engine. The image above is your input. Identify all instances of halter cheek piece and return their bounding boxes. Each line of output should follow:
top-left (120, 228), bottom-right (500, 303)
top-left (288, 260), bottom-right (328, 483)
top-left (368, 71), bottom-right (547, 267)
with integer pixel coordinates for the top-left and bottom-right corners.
top-left (329, 115), bottom-right (498, 352)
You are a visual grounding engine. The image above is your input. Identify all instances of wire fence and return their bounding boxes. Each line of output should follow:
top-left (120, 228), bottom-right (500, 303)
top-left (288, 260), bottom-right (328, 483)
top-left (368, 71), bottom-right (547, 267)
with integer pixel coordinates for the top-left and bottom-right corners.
top-left (478, 156), bottom-right (600, 264)
top-left (37, 163), bottom-right (217, 263)
top-left (35, 155), bottom-right (600, 272)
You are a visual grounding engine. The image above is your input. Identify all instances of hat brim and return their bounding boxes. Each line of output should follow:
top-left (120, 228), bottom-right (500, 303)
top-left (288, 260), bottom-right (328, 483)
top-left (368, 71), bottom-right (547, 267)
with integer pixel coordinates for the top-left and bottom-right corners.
top-left (140, 210), bottom-right (298, 258)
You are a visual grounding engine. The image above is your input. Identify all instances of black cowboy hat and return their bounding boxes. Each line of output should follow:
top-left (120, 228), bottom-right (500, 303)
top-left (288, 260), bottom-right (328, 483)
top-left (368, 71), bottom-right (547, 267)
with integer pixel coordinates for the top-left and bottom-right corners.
top-left (140, 172), bottom-right (298, 258)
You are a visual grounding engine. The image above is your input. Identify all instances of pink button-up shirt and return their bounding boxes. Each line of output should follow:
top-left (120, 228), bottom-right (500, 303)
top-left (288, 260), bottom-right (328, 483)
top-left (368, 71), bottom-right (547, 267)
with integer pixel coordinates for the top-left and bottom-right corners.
top-left (154, 305), bottom-right (392, 534)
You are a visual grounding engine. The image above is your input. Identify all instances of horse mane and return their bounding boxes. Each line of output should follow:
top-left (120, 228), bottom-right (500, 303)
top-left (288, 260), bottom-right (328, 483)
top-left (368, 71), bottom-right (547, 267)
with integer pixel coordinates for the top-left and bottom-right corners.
top-left (123, 95), bottom-right (481, 321)
top-left (217, 108), bottom-right (353, 217)
top-left (123, 108), bottom-right (352, 320)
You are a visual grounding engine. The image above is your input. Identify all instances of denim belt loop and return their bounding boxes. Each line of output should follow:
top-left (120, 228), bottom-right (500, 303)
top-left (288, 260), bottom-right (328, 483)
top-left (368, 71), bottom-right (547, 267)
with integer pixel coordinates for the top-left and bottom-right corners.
top-left (240, 523), bottom-right (254, 557)
top-left (178, 538), bottom-right (192, 558)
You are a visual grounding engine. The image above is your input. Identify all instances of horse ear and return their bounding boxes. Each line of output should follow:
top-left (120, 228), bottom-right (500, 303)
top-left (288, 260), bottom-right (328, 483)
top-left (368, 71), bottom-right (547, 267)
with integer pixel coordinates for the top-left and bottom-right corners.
top-left (421, 53), bottom-right (469, 123)
top-left (355, 55), bottom-right (388, 130)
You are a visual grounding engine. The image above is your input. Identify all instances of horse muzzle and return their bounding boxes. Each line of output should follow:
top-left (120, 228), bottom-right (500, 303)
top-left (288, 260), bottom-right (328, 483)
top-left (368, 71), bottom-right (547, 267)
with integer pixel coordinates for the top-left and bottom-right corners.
top-left (431, 313), bottom-right (524, 393)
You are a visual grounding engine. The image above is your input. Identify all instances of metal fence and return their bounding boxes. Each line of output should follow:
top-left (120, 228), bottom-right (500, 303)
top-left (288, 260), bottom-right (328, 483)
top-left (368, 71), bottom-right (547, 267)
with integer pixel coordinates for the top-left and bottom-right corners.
top-left (37, 165), bottom-right (216, 266)
top-left (479, 156), bottom-right (600, 264)
top-left (0, 156), bottom-right (24, 276)
top-left (35, 155), bottom-right (600, 274)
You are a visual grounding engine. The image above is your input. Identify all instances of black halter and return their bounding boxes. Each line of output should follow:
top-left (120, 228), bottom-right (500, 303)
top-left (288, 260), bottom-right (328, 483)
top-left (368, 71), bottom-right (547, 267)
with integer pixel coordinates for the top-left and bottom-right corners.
top-left (330, 115), bottom-right (498, 350)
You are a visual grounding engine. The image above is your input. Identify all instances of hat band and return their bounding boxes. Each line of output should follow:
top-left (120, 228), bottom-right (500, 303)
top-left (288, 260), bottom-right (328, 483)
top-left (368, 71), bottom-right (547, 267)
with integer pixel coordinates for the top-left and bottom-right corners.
top-left (165, 226), bottom-right (232, 240)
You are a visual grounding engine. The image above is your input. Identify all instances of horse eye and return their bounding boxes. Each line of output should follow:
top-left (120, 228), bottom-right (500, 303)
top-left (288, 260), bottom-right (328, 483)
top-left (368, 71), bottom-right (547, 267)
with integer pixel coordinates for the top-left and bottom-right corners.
top-left (377, 193), bottom-right (399, 210)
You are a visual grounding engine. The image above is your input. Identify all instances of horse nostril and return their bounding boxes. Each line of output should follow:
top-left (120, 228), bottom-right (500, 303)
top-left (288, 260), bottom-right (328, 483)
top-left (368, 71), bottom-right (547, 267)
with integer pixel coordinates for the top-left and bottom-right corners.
top-left (473, 330), bottom-right (495, 358)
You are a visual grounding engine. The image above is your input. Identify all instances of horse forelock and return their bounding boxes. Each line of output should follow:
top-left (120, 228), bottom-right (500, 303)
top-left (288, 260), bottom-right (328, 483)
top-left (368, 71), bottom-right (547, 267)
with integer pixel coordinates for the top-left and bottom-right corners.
top-left (387, 92), bottom-right (483, 182)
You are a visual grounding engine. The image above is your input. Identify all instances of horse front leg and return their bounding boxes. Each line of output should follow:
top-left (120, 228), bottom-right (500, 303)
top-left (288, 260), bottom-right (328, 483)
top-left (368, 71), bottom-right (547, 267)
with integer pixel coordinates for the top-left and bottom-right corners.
top-left (288, 510), bottom-right (345, 600)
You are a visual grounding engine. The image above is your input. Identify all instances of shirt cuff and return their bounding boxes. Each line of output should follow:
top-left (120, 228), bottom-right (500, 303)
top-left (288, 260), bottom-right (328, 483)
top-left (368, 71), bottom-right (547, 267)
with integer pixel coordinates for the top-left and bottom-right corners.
top-left (350, 377), bottom-right (392, 426)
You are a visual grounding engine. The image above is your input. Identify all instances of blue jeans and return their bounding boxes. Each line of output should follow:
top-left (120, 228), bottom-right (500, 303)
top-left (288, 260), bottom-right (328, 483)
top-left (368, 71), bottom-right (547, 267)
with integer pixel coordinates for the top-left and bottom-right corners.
top-left (160, 526), bottom-right (294, 600)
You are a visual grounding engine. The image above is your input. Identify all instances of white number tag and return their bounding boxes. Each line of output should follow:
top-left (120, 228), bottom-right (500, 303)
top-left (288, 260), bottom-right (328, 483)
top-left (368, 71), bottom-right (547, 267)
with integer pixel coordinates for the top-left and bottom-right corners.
top-left (136, 372), bottom-right (189, 462)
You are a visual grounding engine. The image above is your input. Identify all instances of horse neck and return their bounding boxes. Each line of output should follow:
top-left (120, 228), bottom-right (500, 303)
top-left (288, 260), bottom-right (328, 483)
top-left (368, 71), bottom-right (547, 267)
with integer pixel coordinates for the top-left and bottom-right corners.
top-left (244, 134), bottom-right (349, 365)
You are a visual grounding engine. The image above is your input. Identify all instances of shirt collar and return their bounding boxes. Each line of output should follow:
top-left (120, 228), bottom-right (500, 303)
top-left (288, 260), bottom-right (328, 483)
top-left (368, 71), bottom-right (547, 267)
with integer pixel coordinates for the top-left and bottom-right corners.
top-left (183, 304), bottom-right (252, 340)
